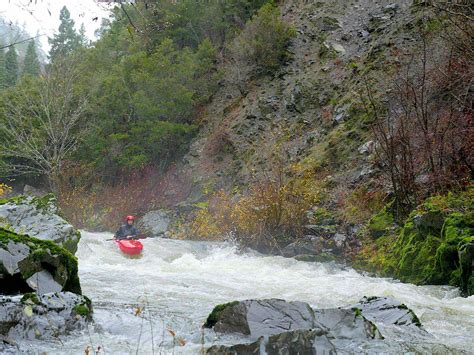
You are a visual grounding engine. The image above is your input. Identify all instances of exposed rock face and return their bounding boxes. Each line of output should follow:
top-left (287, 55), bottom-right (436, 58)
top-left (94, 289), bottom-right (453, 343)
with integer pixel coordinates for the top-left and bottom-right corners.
top-left (136, 209), bottom-right (171, 237)
top-left (0, 292), bottom-right (92, 347)
top-left (205, 297), bottom-right (425, 354)
top-left (0, 195), bottom-right (80, 254)
top-left (0, 228), bottom-right (81, 295)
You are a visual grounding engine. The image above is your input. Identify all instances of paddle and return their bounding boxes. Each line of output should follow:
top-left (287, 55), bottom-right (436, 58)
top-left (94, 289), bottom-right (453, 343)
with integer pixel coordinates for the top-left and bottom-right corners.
top-left (106, 234), bottom-right (147, 241)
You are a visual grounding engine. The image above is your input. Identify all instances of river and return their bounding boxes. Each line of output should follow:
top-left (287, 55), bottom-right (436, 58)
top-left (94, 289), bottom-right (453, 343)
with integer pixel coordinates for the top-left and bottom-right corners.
top-left (17, 231), bottom-right (474, 354)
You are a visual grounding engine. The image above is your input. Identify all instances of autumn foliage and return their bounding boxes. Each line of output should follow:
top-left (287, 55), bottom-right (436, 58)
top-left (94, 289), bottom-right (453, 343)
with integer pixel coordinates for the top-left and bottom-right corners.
top-left (189, 164), bottom-right (324, 251)
top-left (57, 164), bottom-right (191, 230)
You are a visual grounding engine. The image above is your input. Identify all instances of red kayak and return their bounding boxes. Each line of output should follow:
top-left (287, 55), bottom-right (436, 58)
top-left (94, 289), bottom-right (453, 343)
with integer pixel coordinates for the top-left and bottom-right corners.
top-left (116, 239), bottom-right (143, 255)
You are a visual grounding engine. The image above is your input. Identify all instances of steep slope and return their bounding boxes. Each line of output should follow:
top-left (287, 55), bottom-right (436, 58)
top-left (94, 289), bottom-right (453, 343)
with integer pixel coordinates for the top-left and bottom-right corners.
top-left (180, 0), bottom-right (415, 223)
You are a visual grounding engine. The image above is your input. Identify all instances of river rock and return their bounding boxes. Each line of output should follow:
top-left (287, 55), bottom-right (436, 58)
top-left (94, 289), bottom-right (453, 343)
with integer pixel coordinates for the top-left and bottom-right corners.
top-left (0, 292), bottom-right (92, 343)
top-left (207, 337), bottom-right (264, 355)
top-left (282, 235), bottom-right (324, 257)
top-left (348, 296), bottom-right (428, 341)
top-left (0, 195), bottom-right (80, 254)
top-left (204, 297), bottom-right (429, 353)
top-left (0, 227), bottom-right (81, 295)
top-left (314, 308), bottom-right (382, 340)
top-left (137, 209), bottom-right (171, 237)
top-left (204, 299), bottom-right (318, 337)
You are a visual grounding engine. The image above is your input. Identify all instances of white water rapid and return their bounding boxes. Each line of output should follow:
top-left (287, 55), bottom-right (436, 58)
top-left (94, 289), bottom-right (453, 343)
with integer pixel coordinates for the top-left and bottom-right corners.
top-left (16, 231), bottom-right (474, 354)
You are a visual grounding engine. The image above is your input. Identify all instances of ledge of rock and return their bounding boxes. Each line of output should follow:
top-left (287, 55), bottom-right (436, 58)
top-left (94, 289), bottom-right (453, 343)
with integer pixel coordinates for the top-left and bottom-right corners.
top-left (204, 297), bottom-right (428, 353)
top-left (0, 227), bottom-right (81, 295)
top-left (0, 194), bottom-right (80, 254)
top-left (0, 291), bottom-right (92, 350)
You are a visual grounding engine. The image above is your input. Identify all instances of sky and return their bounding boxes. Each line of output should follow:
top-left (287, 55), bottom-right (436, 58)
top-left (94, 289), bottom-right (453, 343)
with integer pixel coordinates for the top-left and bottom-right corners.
top-left (0, 0), bottom-right (114, 51)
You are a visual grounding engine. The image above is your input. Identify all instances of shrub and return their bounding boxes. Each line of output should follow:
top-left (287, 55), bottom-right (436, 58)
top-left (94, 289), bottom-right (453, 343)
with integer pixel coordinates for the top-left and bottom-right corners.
top-left (189, 164), bottom-right (323, 250)
top-left (227, 2), bottom-right (296, 89)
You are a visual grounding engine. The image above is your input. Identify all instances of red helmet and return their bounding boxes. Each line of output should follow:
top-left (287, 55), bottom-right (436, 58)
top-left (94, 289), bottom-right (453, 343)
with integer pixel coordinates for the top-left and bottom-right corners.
top-left (126, 215), bottom-right (135, 221)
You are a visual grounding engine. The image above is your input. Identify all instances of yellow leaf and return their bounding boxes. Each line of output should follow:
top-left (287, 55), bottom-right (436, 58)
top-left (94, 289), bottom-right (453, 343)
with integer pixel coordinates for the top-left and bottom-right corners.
top-left (134, 307), bottom-right (142, 317)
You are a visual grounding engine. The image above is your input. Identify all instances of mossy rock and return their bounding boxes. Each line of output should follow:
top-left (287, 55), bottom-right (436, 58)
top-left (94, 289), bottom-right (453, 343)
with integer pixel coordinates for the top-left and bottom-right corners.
top-left (73, 296), bottom-right (93, 320)
top-left (368, 201), bottom-right (396, 239)
top-left (204, 301), bottom-right (239, 328)
top-left (21, 292), bottom-right (41, 305)
top-left (0, 227), bottom-right (81, 295)
top-left (358, 189), bottom-right (474, 296)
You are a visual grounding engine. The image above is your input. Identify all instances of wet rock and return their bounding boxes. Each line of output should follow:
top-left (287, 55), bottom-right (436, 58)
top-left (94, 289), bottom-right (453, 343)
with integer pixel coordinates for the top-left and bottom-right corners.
top-left (0, 292), bottom-right (92, 341)
top-left (348, 296), bottom-right (428, 343)
top-left (136, 209), bottom-right (171, 237)
top-left (0, 228), bottom-right (81, 295)
top-left (282, 235), bottom-right (324, 257)
top-left (207, 337), bottom-right (264, 355)
top-left (204, 299), bottom-right (318, 338)
top-left (350, 296), bottom-right (422, 329)
top-left (26, 271), bottom-right (62, 295)
top-left (314, 308), bottom-right (382, 340)
top-left (205, 300), bottom-right (389, 354)
top-left (266, 328), bottom-right (336, 354)
top-left (0, 195), bottom-right (80, 254)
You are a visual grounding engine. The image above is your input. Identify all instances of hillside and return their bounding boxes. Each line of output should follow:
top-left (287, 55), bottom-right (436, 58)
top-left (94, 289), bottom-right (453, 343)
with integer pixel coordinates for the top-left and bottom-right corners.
top-left (170, 0), bottom-right (473, 294)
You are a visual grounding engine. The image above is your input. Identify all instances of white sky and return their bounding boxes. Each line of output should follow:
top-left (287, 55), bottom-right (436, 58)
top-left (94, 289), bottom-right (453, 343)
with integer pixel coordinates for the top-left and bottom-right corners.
top-left (0, 0), bottom-right (114, 51)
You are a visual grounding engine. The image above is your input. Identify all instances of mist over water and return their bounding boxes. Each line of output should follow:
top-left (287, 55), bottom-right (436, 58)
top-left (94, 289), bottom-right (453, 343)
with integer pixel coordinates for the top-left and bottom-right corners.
top-left (16, 231), bottom-right (474, 353)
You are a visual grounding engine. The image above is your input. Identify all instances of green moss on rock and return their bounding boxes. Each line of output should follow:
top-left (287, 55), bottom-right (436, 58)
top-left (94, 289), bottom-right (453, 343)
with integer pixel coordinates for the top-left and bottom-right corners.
top-left (368, 201), bottom-right (396, 238)
top-left (358, 189), bottom-right (474, 296)
top-left (0, 227), bottom-right (82, 294)
top-left (21, 292), bottom-right (40, 305)
top-left (204, 301), bottom-right (239, 328)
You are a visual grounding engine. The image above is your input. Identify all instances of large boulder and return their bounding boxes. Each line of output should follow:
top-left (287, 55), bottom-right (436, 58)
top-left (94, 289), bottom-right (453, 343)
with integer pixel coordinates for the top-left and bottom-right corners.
top-left (136, 209), bottom-right (171, 237)
top-left (204, 299), bottom-right (318, 338)
top-left (0, 194), bottom-right (80, 254)
top-left (0, 291), bottom-right (91, 346)
top-left (0, 228), bottom-right (81, 295)
top-left (204, 297), bottom-right (428, 354)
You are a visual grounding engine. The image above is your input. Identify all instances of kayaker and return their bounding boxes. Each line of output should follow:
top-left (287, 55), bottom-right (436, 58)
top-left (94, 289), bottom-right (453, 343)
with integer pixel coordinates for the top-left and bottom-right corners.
top-left (114, 215), bottom-right (140, 240)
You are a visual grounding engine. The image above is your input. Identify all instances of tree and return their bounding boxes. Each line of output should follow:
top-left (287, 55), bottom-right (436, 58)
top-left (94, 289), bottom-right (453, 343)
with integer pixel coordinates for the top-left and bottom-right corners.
top-left (78, 23), bottom-right (89, 47)
top-left (5, 45), bottom-right (18, 87)
top-left (0, 59), bottom-right (89, 191)
top-left (48, 6), bottom-right (80, 61)
top-left (22, 40), bottom-right (40, 77)
top-left (0, 46), bottom-right (6, 89)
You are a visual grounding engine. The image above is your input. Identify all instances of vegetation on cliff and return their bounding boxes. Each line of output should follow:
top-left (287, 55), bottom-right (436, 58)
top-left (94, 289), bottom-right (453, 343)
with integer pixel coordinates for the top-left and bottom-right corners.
top-left (358, 187), bottom-right (473, 295)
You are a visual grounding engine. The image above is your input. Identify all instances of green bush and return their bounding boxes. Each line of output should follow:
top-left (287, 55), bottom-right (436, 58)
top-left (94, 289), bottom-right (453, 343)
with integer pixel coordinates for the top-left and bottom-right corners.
top-left (228, 3), bottom-right (296, 74)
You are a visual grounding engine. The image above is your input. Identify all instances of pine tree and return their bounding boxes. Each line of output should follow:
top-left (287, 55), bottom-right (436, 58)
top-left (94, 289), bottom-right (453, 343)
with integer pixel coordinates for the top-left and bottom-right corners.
top-left (78, 23), bottom-right (89, 47)
top-left (5, 45), bottom-right (19, 87)
top-left (48, 6), bottom-right (80, 61)
top-left (0, 46), bottom-right (6, 89)
top-left (23, 40), bottom-right (41, 77)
